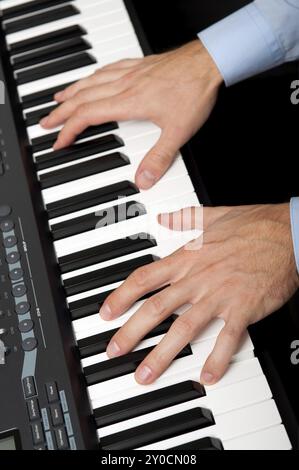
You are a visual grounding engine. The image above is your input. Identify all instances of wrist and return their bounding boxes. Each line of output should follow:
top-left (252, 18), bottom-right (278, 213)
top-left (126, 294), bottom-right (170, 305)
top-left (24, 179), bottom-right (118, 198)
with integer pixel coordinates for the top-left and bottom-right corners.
top-left (186, 40), bottom-right (224, 89)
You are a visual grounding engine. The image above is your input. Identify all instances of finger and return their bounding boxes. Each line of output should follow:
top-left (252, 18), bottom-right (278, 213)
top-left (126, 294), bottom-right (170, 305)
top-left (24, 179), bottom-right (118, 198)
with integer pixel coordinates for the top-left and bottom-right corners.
top-left (106, 282), bottom-right (190, 358)
top-left (200, 318), bottom-right (247, 385)
top-left (53, 93), bottom-right (136, 149)
top-left (135, 127), bottom-right (188, 190)
top-left (99, 257), bottom-right (174, 321)
top-left (54, 68), bottom-right (134, 103)
top-left (42, 82), bottom-right (124, 128)
top-left (134, 301), bottom-right (215, 384)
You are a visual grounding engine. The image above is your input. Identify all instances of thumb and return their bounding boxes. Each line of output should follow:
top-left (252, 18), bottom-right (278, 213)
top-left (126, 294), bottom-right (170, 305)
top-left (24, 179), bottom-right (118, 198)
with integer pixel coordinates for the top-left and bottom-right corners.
top-left (135, 128), bottom-right (184, 190)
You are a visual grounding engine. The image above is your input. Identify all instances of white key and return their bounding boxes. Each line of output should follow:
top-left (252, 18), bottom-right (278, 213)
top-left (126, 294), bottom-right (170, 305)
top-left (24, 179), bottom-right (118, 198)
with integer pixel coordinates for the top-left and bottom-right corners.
top-left (223, 425), bottom-right (291, 450)
top-left (18, 43), bottom-right (143, 96)
top-left (6, 0), bottom-right (127, 44)
top-left (137, 400), bottom-right (283, 450)
top-left (53, 176), bottom-right (197, 257)
top-left (90, 356), bottom-right (263, 410)
top-left (97, 374), bottom-right (272, 438)
top-left (87, 334), bottom-right (254, 402)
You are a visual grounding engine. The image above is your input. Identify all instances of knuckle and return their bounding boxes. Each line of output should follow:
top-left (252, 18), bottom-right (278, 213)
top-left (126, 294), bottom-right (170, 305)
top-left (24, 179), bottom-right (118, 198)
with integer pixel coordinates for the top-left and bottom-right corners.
top-left (171, 316), bottom-right (195, 340)
top-left (150, 148), bottom-right (173, 167)
top-left (224, 322), bottom-right (243, 340)
top-left (131, 266), bottom-right (150, 287)
top-left (146, 295), bottom-right (165, 318)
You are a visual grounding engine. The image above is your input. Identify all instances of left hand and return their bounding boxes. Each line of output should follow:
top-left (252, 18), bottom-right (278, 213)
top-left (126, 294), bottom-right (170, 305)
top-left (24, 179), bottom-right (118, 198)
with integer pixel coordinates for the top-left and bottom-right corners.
top-left (100, 203), bottom-right (299, 385)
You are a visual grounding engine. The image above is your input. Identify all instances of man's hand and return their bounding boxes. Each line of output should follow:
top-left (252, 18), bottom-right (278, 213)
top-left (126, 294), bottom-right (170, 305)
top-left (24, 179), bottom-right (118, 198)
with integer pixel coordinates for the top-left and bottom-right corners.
top-left (40, 41), bottom-right (222, 189)
top-left (100, 204), bottom-right (299, 385)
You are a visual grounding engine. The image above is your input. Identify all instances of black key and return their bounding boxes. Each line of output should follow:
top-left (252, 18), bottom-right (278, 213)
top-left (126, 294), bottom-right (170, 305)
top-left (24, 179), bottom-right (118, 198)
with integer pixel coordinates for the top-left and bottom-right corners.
top-left (39, 151), bottom-right (129, 190)
top-left (54, 200), bottom-right (145, 246)
top-left (31, 121), bottom-right (118, 154)
top-left (3, 0), bottom-right (75, 21)
top-left (12, 37), bottom-right (92, 71)
top-left (16, 52), bottom-right (96, 85)
top-left (94, 380), bottom-right (205, 428)
top-left (52, 199), bottom-right (145, 247)
top-left (68, 287), bottom-right (164, 321)
top-left (58, 234), bottom-right (156, 272)
top-left (100, 407), bottom-right (213, 451)
top-left (84, 344), bottom-right (192, 386)
top-left (79, 315), bottom-right (177, 360)
top-left (33, 124), bottom-right (120, 156)
top-left (25, 103), bottom-right (58, 127)
top-left (64, 254), bottom-right (156, 297)
top-left (4, 4), bottom-right (79, 34)
top-left (46, 180), bottom-right (138, 219)
top-left (10, 25), bottom-right (86, 55)
top-left (170, 437), bottom-right (223, 450)
top-left (21, 81), bottom-right (74, 109)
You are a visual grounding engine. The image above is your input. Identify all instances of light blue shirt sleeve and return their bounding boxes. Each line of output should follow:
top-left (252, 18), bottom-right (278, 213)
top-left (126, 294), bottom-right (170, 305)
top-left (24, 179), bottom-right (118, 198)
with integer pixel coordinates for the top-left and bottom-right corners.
top-left (198, 0), bottom-right (299, 87)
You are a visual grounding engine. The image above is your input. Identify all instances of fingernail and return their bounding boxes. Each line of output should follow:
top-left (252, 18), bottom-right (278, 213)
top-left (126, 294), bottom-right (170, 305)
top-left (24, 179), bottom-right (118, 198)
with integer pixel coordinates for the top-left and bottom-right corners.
top-left (137, 170), bottom-right (156, 189)
top-left (40, 117), bottom-right (48, 127)
top-left (100, 304), bottom-right (112, 320)
top-left (136, 365), bottom-right (153, 383)
top-left (201, 372), bottom-right (214, 385)
top-left (106, 341), bottom-right (121, 358)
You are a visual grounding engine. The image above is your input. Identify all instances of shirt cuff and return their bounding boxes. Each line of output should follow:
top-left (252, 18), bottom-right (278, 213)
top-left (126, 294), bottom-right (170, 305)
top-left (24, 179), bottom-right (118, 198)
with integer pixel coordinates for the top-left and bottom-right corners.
top-left (198, 2), bottom-right (285, 86)
top-left (290, 198), bottom-right (299, 274)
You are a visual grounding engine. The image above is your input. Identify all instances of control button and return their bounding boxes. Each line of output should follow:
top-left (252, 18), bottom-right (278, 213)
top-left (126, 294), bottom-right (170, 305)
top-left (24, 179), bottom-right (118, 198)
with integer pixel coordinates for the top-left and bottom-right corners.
top-left (15, 301), bottom-right (30, 315)
top-left (9, 268), bottom-right (23, 281)
top-left (6, 251), bottom-right (20, 264)
top-left (0, 340), bottom-right (6, 365)
top-left (31, 422), bottom-right (44, 446)
top-left (23, 376), bottom-right (36, 398)
top-left (0, 205), bottom-right (11, 218)
top-left (18, 319), bottom-right (34, 333)
top-left (45, 382), bottom-right (59, 403)
top-left (22, 337), bottom-right (37, 352)
top-left (27, 397), bottom-right (40, 421)
top-left (3, 235), bottom-right (17, 248)
top-left (0, 328), bottom-right (7, 337)
top-left (12, 284), bottom-right (27, 297)
top-left (54, 427), bottom-right (69, 450)
top-left (50, 403), bottom-right (64, 427)
top-left (0, 219), bottom-right (14, 232)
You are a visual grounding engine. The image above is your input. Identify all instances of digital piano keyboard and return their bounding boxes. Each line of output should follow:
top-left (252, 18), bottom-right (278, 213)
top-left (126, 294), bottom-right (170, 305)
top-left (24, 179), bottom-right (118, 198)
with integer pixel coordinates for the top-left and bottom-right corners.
top-left (0, 0), bottom-right (297, 451)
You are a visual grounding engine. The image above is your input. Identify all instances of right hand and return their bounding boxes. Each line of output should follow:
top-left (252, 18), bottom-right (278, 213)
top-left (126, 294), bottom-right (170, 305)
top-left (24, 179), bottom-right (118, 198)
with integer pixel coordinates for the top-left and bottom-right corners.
top-left (41, 40), bottom-right (223, 190)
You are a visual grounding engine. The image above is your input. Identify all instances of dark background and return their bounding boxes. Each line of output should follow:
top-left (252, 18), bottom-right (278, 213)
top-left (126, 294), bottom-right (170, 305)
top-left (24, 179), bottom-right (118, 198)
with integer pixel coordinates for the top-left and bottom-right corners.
top-left (132, 0), bottom-right (299, 206)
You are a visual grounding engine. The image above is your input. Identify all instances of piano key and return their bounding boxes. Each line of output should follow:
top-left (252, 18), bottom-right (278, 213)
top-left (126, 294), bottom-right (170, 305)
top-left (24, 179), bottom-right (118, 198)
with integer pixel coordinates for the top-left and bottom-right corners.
top-left (223, 425), bottom-right (291, 450)
top-left (137, 400), bottom-right (282, 450)
top-left (99, 407), bottom-right (214, 451)
top-left (12, 37), bottom-right (92, 71)
top-left (25, 103), bottom-right (57, 127)
top-left (21, 81), bottom-right (75, 109)
top-left (9, 25), bottom-right (87, 55)
top-left (64, 253), bottom-right (155, 297)
top-left (6, 1), bottom-right (127, 46)
top-left (58, 233), bottom-right (155, 272)
top-left (78, 315), bottom-right (176, 359)
top-left (4, 4), bottom-right (80, 35)
top-left (17, 44), bottom-right (141, 96)
top-left (98, 374), bottom-right (271, 439)
top-left (2, 0), bottom-right (75, 21)
top-left (47, 180), bottom-right (139, 220)
top-left (94, 380), bottom-right (205, 428)
top-left (43, 149), bottom-right (187, 212)
top-left (53, 184), bottom-right (197, 258)
top-left (88, 335), bottom-right (254, 403)
top-left (170, 437), bottom-right (223, 451)
top-left (28, 122), bottom-right (118, 152)
top-left (39, 152), bottom-right (129, 190)
top-left (16, 52), bottom-right (96, 85)
top-left (36, 133), bottom-right (124, 170)
top-left (84, 344), bottom-right (192, 387)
